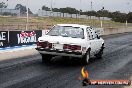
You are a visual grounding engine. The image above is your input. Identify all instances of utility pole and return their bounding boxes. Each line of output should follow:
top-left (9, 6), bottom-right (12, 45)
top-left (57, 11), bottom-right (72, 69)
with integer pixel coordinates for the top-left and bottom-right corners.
top-left (51, 0), bottom-right (53, 11)
top-left (125, 19), bottom-right (128, 28)
top-left (79, 0), bottom-right (82, 19)
top-left (50, 0), bottom-right (53, 17)
top-left (26, 0), bottom-right (29, 30)
top-left (6, 0), bottom-right (8, 8)
top-left (90, 1), bottom-right (93, 20)
top-left (91, 1), bottom-right (94, 26)
top-left (91, 1), bottom-right (93, 12)
top-left (126, 2), bottom-right (130, 28)
top-left (101, 0), bottom-right (104, 28)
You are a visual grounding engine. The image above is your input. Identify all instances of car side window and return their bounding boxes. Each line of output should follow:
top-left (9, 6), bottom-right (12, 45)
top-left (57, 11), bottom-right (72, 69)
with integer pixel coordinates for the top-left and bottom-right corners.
top-left (86, 28), bottom-right (93, 40)
top-left (87, 27), bottom-right (98, 40)
top-left (91, 28), bottom-right (98, 39)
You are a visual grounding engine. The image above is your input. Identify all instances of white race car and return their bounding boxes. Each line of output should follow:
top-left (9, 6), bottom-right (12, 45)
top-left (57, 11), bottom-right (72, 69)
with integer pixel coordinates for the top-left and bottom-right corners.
top-left (36, 24), bottom-right (105, 64)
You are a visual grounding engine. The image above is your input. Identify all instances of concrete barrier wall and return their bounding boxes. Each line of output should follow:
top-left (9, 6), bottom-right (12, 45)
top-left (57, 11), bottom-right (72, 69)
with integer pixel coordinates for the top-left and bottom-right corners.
top-left (103, 28), bottom-right (132, 35)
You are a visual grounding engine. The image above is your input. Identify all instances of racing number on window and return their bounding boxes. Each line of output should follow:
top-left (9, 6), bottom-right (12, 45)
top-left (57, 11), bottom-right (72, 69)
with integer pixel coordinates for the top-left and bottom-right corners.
top-left (90, 28), bottom-right (98, 39)
top-left (87, 28), bottom-right (97, 40)
top-left (87, 28), bottom-right (93, 40)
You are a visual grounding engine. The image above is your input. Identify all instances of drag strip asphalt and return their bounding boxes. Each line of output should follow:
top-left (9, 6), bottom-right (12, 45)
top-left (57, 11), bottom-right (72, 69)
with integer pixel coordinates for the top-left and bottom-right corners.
top-left (0, 32), bottom-right (132, 88)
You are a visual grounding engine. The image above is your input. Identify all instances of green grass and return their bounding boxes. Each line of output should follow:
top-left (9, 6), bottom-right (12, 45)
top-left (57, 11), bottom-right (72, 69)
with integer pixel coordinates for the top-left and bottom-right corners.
top-left (0, 16), bottom-right (132, 30)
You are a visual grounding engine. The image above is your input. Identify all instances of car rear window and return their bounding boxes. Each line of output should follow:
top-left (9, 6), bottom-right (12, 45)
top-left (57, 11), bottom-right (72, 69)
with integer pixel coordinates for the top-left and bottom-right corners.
top-left (47, 26), bottom-right (84, 39)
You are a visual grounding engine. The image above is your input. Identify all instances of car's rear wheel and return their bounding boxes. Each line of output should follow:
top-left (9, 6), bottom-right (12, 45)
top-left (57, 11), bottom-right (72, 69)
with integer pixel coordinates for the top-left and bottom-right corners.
top-left (41, 54), bottom-right (52, 63)
top-left (82, 51), bottom-right (90, 65)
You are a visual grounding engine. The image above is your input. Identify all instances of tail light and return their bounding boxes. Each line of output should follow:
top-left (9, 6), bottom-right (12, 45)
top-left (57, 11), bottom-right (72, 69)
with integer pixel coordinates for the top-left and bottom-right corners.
top-left (47, 43), bottom-right (52, 48)
top-left (71, 45), bottom-right (81, 50)
top-left (63, 44), bottom-right (81, 50)
top-left (37, 42), bottom-right (44, 46)
top-left (63, 44), bottom-right (68, 49)
top-left (37, 41), bottom-right (52, 48)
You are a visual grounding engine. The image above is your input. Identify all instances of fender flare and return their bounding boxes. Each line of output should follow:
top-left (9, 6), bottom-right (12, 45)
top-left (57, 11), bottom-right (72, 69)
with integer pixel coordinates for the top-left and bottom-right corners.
top-left (87, 47), bottom-right (91, 52)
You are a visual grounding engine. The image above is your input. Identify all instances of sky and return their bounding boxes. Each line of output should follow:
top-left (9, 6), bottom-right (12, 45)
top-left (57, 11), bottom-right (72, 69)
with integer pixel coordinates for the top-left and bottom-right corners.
top-left (1, 0), bottom-right (132, 13)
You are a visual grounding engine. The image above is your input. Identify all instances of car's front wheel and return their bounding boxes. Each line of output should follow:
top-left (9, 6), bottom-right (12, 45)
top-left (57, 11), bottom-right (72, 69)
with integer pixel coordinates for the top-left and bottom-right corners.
top-left (82, 51), bottom-right (90, 65)
top-left (96, 44), bottom-right (105, 59)
top-left (41, 54), bottom-right (52, 63)
top-left (96, 49), bottom-right (103, 59)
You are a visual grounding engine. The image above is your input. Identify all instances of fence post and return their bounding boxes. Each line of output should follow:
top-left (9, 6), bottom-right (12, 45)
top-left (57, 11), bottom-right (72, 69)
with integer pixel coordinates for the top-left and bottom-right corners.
top-left (18, 24), bottom-right (20, 30)
top-left (101, 20), bottom-right (103, 28)
top-left (126, 20), bottom-right (127, 28)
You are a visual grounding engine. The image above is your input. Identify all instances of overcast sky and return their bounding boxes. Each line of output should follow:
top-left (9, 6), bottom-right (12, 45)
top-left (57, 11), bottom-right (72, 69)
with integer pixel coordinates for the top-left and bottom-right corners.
top-left (1, 0), bottom-right (132, 13)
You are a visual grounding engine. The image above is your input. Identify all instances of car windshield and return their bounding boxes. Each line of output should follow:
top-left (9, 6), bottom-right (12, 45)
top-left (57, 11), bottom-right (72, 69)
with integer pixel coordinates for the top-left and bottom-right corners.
top-left (47, 26), bottom-right (84, 39)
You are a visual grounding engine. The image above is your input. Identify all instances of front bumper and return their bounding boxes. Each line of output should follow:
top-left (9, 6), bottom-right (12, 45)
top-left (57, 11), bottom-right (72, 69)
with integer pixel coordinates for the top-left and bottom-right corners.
top-left (36, 48), bottom-right (83, 58)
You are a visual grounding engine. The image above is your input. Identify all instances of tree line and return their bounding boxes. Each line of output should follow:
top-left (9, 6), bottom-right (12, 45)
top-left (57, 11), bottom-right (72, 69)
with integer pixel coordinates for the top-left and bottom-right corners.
top-left (0, 2), bottom-right (132, 23)
top-left (0, 2), bottom-right (32, 15)
top-left (42, 5), bottom-right (132, 23)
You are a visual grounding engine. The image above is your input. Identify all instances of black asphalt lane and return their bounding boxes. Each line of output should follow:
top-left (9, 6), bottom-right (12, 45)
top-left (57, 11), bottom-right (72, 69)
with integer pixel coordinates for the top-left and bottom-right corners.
top-left (0, 33), bottom-right (132, 88)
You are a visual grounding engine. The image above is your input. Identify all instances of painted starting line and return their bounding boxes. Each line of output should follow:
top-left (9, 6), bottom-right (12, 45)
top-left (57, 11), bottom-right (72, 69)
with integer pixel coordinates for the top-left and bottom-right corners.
top-left (0, 44), bottom-right (36, 53)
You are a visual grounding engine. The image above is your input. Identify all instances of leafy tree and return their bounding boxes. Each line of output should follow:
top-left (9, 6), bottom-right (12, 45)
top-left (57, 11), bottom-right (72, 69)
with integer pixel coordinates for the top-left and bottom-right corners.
top-left (127, 12), bottom-right (132, 23)
top-left (52, 8), bottom-right (60, 12)
top-left (96, 10), bottom-right (111, 17)
top-left (111, 11), bottom-right (127, 22)
top-left (41, 6), bottom-right (79, 14)
top-left (40, 5), bottom-right (132, 23)
top-left (59, 7), bottom-right (79, 14)
top-left (0, 2), bottom-right (7, 8)
top-left (15, 4), bottom-right (32, 14)
top-left (82, 11), bottom-right (97, 16)
top-left (42, 5), bottom-right (51, 11)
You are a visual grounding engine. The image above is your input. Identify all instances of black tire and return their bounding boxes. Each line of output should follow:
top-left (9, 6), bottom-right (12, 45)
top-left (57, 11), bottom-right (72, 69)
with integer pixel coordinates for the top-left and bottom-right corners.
top-left (41, 54), bottom-right (52, 63)
top-left (96, 45), bottom-right (104, 59)
top-left (62, 56), bottom-right (69, 59)
top-left (82, 51), bottom-right (90, 65)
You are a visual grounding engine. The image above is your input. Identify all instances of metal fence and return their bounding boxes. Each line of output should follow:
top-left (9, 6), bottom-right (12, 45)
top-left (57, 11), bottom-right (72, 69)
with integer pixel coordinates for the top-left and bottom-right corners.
top-left (0, 8), bottom-right (20, 16)
top-left (37, 10), bottom-right (111, 21)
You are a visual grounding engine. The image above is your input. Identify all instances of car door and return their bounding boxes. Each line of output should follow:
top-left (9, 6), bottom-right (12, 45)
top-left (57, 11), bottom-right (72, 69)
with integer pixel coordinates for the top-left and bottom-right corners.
top-left (86, 27), bottom-right (102, 55)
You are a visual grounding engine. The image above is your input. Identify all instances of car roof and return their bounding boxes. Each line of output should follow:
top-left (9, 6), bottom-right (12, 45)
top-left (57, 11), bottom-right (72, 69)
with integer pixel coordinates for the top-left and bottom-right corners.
top-left (57, 24), bottom-right (90, 29)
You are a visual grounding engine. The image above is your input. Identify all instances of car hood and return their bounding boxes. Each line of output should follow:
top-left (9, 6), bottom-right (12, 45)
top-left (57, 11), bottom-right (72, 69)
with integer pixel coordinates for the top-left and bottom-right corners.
top-left (38, 35), bottom-right (85, 45)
